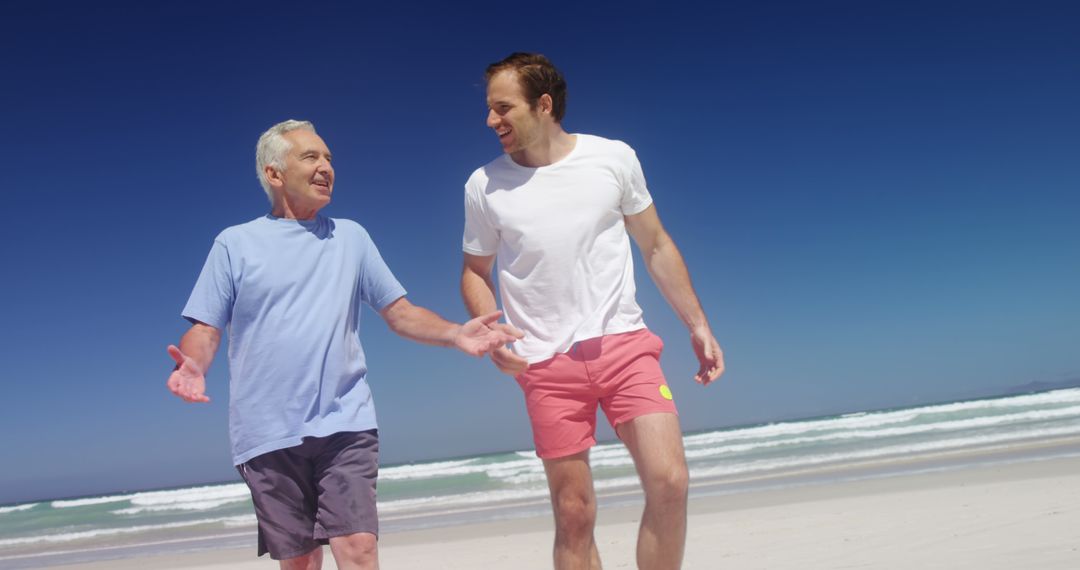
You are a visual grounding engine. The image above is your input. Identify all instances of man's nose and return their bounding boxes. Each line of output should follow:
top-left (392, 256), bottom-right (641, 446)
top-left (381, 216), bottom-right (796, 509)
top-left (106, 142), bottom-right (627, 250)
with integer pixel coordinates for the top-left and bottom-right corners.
top-left (486, 109), bottom-right (499, 128)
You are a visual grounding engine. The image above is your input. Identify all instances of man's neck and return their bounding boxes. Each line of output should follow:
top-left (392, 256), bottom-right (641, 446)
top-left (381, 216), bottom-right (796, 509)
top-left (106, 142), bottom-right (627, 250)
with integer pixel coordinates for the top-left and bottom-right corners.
top-left (271, 200), bottom-right (320, 221)
top-left (510, 127), bottom-right (576, 168)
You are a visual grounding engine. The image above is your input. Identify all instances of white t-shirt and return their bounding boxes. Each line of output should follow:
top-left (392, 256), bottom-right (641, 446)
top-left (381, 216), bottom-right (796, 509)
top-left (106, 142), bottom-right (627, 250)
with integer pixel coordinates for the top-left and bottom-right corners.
top-left (463, 134), bottom-right (653, 363)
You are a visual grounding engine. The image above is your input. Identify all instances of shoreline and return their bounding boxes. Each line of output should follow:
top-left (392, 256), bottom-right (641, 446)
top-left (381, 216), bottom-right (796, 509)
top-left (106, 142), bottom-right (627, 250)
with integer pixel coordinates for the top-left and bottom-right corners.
top-left (27, 441), bottom-right (1080, 569)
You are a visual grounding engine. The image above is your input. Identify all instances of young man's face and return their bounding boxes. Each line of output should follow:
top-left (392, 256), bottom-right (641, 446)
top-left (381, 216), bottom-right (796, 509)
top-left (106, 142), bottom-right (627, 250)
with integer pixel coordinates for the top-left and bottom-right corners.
top-left (486, 70), bottom-right (544, 156)
top-left (274, 129), bottom-right (335, 212)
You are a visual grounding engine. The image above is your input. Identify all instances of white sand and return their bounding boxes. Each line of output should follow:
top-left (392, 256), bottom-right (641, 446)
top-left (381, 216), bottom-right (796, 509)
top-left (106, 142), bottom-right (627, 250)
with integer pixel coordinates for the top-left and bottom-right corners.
top-left (54, 454), bottom-right (1080, 569)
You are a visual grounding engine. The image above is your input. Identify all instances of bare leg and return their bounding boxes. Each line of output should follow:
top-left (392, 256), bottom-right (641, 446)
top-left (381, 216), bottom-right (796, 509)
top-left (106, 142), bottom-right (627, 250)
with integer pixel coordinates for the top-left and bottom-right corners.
top-left (329, 532), bottom-right (379, 570)
top-left (617, 413), bottom-right (689, 570)
top-left (280, 547), bottom-right (322, 570)
top-left (543, 450), bottom-right (603, 570)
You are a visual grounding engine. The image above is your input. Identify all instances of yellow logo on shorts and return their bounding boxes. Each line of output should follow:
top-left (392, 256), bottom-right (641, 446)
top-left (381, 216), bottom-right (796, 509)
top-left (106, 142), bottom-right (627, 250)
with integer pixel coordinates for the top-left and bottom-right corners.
top-left (659, 385), bottom-right (673, 400)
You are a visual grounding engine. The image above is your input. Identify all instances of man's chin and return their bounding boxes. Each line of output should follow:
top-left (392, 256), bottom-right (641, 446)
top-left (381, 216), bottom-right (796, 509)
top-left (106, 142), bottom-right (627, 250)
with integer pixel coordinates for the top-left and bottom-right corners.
top-left (306, 195), bottom-right (332, 212)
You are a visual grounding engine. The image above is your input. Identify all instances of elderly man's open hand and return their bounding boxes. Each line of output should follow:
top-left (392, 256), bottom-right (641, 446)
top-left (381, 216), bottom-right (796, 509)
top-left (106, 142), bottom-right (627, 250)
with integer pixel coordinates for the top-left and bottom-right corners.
top-left (454, 311), bottom-right (524, 357)
top-left (166, 345), bottom-right (211, 403)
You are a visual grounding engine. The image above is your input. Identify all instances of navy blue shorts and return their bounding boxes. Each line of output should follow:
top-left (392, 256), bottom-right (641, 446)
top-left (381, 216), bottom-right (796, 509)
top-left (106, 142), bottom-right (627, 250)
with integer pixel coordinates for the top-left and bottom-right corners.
top-left (237, 430), bottom-right (379, 559)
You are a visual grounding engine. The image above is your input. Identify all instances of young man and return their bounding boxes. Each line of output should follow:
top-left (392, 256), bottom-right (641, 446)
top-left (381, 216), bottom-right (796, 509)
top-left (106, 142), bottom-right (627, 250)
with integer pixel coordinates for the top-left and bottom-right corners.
top-left (168, 119), bottom-right (520, 570)
top-left (461, 53), bottom-right (724, 570)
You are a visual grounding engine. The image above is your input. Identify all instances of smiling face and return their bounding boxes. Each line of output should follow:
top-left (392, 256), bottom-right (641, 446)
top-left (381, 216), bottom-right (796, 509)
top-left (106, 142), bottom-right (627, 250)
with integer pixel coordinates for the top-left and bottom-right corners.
top-left (268, 129), bottom-right (334, 219)
top-left (486, 70), bottom-right (547, 160)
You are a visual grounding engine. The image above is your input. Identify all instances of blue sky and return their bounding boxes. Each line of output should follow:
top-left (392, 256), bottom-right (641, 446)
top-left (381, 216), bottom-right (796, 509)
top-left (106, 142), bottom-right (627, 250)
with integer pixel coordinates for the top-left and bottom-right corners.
top-left (1, 0), bottom-right (1078, 504)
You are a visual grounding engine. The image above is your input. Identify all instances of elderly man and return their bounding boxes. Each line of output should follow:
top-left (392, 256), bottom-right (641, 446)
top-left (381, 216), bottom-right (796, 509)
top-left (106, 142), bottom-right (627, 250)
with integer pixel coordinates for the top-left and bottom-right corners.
top-left (168, 119), bottom-right (519, 570)
top-left (461, 53), bottom-right (724, 569)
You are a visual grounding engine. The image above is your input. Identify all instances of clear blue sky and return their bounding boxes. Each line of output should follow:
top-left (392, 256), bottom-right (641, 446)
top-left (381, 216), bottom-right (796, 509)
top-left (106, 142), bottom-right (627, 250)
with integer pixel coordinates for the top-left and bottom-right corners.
top-left (1, 0), bottom-right (1077, 504)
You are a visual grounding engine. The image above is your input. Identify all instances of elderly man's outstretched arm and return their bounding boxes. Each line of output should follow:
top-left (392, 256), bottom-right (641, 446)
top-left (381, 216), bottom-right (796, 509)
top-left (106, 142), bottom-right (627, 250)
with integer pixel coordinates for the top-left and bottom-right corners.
top-left (380, 297), bottom-right (522, 357)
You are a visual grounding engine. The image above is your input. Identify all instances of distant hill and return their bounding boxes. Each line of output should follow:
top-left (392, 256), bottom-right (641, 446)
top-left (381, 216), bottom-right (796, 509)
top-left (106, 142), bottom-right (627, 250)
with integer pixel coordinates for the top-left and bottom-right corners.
top-left (928, 376), bottom-right (1080, 408)
top-left (733, 376), bottom-right (1080, 434)
top-left (1003, 377), bottom-right (1080, 396)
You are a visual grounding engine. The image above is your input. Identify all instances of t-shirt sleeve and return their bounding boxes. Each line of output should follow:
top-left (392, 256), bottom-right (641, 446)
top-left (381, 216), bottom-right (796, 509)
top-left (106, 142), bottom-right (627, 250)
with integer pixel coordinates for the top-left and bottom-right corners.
top-left (182, 238), bottom-right (234, 330)
top-left (462, 179), bottom-right (499, 255)
top-left (359, 232), bottom-right (408, 312)
top-left (619, 146), bottom-right (654, 215)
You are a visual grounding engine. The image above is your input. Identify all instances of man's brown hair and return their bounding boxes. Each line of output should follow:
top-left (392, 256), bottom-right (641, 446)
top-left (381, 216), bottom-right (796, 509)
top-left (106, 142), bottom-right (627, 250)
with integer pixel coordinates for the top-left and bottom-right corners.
top-left (486, 52), bottom-right (568, 123)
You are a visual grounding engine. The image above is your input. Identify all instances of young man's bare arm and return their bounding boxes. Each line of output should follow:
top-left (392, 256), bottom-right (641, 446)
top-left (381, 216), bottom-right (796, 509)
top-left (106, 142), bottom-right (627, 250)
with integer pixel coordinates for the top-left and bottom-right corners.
top-left (461, 253), bottom-right (500, 316)
top-left (461, 253), bottom-right (529, 375)
top-left (625, 204), bottom-right (724, 384)
top-left (166, 322), bottom-right (221, 403)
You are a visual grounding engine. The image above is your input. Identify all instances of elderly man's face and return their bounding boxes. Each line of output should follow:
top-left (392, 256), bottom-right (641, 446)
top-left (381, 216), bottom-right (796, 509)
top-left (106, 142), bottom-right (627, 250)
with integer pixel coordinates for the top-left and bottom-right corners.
top-left (277, 130), bottom-right (334, 213)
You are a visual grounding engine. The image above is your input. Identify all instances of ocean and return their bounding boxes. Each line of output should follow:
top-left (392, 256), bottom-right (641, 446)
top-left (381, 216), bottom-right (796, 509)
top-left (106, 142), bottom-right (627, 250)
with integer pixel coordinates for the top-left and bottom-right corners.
top-left (3, 386), bottom-right (1080, 568)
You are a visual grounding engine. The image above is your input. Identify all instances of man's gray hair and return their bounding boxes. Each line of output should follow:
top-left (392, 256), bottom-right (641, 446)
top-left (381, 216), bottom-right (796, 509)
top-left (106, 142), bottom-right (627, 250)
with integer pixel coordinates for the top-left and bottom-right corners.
top-left (255, 120), bottom-right (317, 203)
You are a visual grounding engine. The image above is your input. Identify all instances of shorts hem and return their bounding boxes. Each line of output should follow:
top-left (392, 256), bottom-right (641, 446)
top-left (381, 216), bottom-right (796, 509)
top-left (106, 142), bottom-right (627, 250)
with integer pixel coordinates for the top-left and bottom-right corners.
top-left (536, 439), bottom-right (595, 460)
top-left (267, 543), bottom-right (321, 561)
top-left (317, 526), bottom-right (380, 541)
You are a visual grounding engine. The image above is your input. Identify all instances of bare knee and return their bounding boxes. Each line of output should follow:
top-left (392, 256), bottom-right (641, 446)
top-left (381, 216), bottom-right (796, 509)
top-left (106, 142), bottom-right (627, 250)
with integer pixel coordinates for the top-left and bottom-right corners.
top-left (280, 547), bottom-right (322, 570)
top-left (552, 491), bottom-right (597, 538)
top-left (329, 532), bottom-right (378, 568)
top-left (645, 462), bottom-right (689, 505)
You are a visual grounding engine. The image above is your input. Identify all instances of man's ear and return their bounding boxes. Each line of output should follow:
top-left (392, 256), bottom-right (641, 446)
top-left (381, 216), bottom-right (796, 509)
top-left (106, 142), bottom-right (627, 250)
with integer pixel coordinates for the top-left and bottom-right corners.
top-left (538, 93), bottom-right (554, 116)
top-left (265, 165), bottom-right (283, 189)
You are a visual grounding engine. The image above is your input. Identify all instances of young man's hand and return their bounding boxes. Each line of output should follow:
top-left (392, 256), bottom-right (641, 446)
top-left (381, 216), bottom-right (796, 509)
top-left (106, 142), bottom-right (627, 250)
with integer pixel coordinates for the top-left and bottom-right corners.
top-left (690, 327), bottom-right (724, 385)
top-left (490, 346), bottom-right (529, 376)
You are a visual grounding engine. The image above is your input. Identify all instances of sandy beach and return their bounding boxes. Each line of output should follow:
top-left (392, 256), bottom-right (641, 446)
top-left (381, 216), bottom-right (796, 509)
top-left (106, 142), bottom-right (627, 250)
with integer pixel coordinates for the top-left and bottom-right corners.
top-left (50, 450), bottom-right (1080, 569)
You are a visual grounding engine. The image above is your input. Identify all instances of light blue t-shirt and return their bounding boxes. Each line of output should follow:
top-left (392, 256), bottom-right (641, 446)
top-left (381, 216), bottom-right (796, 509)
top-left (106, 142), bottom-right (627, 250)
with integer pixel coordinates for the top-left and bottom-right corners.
top-left (182, 214), bottom-right (406, 465)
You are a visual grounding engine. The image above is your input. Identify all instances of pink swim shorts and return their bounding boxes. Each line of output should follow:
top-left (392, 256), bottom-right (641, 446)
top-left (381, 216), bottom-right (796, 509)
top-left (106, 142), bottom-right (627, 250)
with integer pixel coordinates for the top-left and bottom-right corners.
top-left (515, 328), bottom-right (678, 459)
